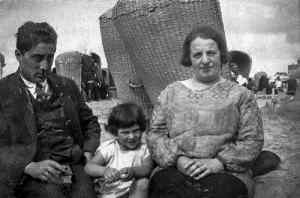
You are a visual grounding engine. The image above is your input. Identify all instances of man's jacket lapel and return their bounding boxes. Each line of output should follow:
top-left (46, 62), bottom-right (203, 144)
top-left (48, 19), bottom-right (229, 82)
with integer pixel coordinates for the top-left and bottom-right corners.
top-left (15, 74), bottom-right (37, 138)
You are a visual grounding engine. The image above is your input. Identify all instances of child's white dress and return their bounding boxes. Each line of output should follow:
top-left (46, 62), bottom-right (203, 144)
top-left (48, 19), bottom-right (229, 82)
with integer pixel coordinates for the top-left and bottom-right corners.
top-left (95, 139), bottom-right (150, 198)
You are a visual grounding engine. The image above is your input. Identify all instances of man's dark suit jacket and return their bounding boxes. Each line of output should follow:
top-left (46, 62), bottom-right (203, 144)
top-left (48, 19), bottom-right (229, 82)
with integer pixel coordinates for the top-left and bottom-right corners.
top-left (0, 71), bottom-right (100, 197)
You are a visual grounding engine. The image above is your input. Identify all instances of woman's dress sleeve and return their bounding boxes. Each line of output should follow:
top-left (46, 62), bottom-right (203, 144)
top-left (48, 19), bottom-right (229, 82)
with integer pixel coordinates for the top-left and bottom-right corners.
top-left (146, 87), bottom-right (182, 168)
top-left (216, 91), bottom-right (264, 172)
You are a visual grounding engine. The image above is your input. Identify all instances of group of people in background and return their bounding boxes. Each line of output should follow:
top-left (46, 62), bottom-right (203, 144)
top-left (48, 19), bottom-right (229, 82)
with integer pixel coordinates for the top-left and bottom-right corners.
top-left (52, 51), bottom-right (110, 102)
top-left (0, 21), bottom-right (282, 198)
top-left (228, 50), bottom-right (298, 97)
top-left (251, 75), bottom-right (297, 96)
top-left (80, 52), bottom-right (109, 101)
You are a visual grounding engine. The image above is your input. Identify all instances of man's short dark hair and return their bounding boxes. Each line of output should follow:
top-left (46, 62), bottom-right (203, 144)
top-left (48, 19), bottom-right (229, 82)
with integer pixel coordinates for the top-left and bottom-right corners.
top-left (16, 21), bottom-right (57, 54)
top-left (106, 102), bottom-right (147, 136)
top-left (181, 25), bottom-right (227, 67)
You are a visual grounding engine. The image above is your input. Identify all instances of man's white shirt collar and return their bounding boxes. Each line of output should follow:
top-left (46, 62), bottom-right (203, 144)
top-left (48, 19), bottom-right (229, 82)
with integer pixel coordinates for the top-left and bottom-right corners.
top-left (20, 75), bottom-right (48, 99)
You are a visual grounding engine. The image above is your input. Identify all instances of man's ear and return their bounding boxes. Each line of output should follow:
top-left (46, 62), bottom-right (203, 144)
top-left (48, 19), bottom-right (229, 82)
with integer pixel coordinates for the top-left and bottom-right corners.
top-left (15, 49), bottom-right (22, 61)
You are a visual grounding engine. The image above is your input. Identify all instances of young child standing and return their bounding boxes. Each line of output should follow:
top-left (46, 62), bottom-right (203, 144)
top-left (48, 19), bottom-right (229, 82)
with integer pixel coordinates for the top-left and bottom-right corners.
top-left (85, 102), bottom-right (153, 198)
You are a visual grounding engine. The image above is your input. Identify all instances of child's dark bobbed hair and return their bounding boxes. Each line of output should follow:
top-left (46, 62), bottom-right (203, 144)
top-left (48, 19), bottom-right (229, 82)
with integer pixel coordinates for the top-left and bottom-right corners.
top-left (106, 102), bottom-right (147, 136)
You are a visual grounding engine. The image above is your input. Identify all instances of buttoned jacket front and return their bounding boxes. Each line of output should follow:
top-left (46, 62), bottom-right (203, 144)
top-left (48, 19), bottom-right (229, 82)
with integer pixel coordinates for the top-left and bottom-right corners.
top-left (0, 71), bottom-right (100, 197)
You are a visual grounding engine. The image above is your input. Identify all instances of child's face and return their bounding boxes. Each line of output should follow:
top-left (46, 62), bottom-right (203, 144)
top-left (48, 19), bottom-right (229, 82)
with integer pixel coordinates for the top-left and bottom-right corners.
top-left (117, 124), bottom-right (142, 150)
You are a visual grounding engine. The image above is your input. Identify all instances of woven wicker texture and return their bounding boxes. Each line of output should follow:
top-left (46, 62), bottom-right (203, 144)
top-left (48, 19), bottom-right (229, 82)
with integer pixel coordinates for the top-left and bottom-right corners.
top-left (112, 0), bottom-right (226, 103)
top-left (55, 51), bottom-right (82, 91)
top-left (100, 9), bottom-right (153, 118)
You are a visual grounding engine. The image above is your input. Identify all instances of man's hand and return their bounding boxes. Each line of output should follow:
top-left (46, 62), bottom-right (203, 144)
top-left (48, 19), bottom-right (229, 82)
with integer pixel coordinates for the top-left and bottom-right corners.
top-left (24, 160), bottom-right (65, 184)
top-left (104, 167), bottom-right (120, 183)
top-left (84, 152), bottom-right (92, 161)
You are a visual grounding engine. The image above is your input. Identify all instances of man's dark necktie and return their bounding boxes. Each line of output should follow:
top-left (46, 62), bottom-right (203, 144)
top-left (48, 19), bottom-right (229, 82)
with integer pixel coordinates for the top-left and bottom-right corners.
top-left (36, 83), bottom-right (49, 102)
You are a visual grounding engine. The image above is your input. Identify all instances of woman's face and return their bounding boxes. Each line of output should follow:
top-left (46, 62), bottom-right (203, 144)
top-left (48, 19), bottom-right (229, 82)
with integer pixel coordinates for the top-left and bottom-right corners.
top-left (190, 37), bottom-right (221, 83)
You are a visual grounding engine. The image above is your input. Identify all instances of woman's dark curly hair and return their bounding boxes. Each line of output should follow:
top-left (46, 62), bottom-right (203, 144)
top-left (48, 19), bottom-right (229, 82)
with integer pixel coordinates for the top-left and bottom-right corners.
top-left (106, 102), bottom-right (147, 136)
top-left (180, 25), bottom-right (227, 67)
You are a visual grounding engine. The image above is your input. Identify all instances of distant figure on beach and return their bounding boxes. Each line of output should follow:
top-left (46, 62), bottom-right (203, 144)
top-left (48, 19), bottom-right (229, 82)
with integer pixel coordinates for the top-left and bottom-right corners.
top-left (81, 54), bottom-right (99, 101)
top-left (228, 50), bottom-right (252, 87)
top-left (286, 78), bottom-right (297, 96)
top-left (258, 75), bottom-right (272, 94)
top-left (0, 52), bottom-right (5, 68)
top-left (274, 76), bottom-right (283, 94)
top-left (0, 52), bottom-right (5, 78)
top-left (90, 52), bottom-right (108, 100)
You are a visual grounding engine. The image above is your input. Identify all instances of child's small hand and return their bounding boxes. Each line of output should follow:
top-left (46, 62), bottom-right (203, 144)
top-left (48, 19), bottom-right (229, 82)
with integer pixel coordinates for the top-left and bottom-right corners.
top-left (104, 167), bottom-right (120, 183)
top-left (61, 165), bottom-right (72, 176)
top-left (119, 167), bottom-right (134, 181)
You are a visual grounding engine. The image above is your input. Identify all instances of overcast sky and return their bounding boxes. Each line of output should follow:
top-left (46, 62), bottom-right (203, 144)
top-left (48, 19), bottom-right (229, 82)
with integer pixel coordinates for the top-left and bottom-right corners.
top-left (0, 0), bottom-right (299, 77)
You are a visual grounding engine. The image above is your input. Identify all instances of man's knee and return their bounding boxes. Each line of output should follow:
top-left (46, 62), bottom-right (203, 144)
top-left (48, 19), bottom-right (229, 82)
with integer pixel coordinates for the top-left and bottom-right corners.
top-left (1, 184), bottom-right (15, 198)
top-left (71, 165), bottom-right (96, 198)
top-left (21, 181), bottom-right (65, 198)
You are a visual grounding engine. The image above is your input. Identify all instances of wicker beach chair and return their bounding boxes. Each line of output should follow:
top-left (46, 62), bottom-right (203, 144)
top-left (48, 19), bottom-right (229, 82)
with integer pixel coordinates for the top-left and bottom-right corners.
top-left (111, 0), bottom-right (227, 103)
top-left (55, 51), bottom-right (82, 91)
top-left (100, 8), bottom-right (153, 118)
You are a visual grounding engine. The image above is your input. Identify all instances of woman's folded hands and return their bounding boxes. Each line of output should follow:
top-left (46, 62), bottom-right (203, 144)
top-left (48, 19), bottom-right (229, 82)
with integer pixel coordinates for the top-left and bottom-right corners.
top-left (177, 156), bottom-right (224, 180)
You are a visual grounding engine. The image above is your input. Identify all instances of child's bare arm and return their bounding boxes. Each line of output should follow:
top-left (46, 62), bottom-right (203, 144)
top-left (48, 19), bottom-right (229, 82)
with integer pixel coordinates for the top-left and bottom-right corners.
top-left (84, 152), bottom-right (120, 182)
top-left (84, 151), bottom-right (107, 177)
top-left (120, 156), bottom-right (154, 180)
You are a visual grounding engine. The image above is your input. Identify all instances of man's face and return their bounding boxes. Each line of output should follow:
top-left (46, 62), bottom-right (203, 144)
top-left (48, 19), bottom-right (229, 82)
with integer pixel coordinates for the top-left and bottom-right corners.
top-left (16, 42), bottom-right (56, 83)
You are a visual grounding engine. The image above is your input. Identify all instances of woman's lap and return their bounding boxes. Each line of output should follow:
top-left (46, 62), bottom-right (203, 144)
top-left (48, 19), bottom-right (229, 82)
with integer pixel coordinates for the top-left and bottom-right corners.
top-left (149, 167), bottom-right (248, 198)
